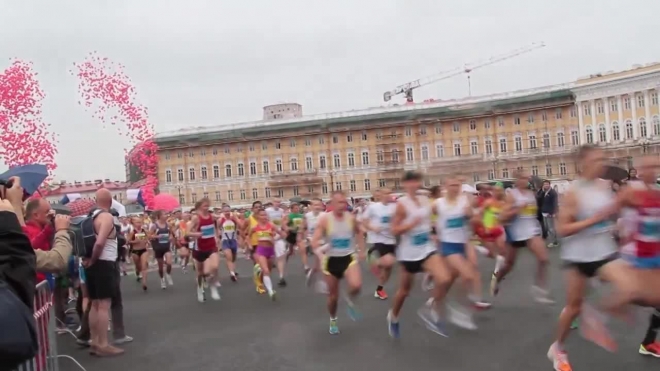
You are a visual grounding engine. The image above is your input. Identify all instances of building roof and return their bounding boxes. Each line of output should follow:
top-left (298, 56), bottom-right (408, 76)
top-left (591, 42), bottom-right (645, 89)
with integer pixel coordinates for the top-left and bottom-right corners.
top-left (154, 83), bottom-right (574, 147)
top-left (45, 180), bottom-right (129, 197)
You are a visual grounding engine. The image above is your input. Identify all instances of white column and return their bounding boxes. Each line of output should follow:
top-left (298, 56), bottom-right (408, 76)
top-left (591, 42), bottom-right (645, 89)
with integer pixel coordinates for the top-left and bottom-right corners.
top-left (590, 100), bottom-right (597, 142)
top-left (631, 93), bottom-right (639, 139)
top-left (577, 101), bottom-right (585, 145)
top-left (644, 90), bottom-right (652, 137)
top-left (617, 95), bottom-right (624, 138)
top-left (604, 98), bottom-right (611, 143)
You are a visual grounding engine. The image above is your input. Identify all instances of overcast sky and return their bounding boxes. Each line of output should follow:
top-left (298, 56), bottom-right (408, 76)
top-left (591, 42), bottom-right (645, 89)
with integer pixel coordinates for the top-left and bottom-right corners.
top-left (1, 0), bottom-right (659, 182)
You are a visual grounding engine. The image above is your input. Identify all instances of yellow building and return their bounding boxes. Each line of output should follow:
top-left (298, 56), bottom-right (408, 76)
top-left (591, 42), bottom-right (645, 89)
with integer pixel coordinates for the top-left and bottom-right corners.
top-left (155, 64), bottom-right (660, 207)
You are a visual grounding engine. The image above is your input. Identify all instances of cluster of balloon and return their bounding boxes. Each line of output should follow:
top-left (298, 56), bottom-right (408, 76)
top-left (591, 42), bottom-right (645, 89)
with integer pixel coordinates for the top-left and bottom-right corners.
top-left (72, 52), bottom-right (158, 208)
top-left (0, 60), bottom-right (59, 184)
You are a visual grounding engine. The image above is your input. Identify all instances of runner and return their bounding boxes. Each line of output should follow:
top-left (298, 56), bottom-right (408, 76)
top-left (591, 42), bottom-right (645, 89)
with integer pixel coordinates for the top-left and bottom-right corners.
top-left (361, 187), bottom-right (396, 300)
top-left (494, 169), bottom-right (554, 304)
top-left (476, 182), bottom-right (507, 296)
top-left (176, 213), bottom-right (191, 273)
top-left (128, 217), bottom-right (149, 291)
top-left (218, 205), bottom-right (241, 282)
top-left (387, 170), bottom-right (452, 338)
top-left (245, 201), bottom-right (266, 294)
top-left (311, 190), bottom-right (366, 335)
top-left (547, 145), bottom-right (634, 370)
top-left (283, 203), bottom-right (306, 276)
top-left (248, 208), bottom-right (285, 300)
top-left (302, 198), bottom-right (325, 287)
top-left (187, 198), bottom-right (221, 302)
top-left (149, 211), bottom-right (175, 290)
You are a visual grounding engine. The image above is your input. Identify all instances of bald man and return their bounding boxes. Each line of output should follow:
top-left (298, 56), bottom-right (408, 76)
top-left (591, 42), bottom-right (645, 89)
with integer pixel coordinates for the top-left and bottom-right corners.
top-left (82, 189), bottom-right (124, 356)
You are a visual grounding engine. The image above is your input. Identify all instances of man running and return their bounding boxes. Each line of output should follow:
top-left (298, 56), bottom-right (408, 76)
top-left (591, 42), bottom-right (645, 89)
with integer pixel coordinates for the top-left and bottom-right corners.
top-left (311, 191), bottom-right (365, 335)
top-left (284, 203), bottom-right (307, 274)
top-left (187, 198), bottom-right (221, 302)
top-left (246, 201), bottom-right (266, 294)
top-left (361, 188), bottom-right (396, 300)
top-left (149, 211), bottom-right (175, 289)
top-left (302, 198), bottom-right (324, 287)
top-left (218, 205), bottom-right (241, 282)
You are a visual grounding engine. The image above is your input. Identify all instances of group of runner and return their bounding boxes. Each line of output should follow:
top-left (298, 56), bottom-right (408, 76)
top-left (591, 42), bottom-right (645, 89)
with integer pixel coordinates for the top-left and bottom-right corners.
top-left (117, 144), bottom-right (660, 370)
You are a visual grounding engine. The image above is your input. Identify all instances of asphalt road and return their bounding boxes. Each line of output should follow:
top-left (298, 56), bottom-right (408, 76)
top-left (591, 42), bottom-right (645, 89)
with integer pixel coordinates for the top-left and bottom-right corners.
top-left (58, 249), bottom-right (658, 371)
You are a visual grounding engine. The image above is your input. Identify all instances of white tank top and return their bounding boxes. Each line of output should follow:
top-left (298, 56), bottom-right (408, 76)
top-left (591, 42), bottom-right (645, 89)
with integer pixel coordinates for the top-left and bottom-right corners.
top-left (94, 210), bottom-right (118, 261)
top-left (219, 218), bottom-right (237, 240)
top-left (365, 202), bottom-right (397, 245)
top-left (397, 195), bottom-right (435, 261)
top-left (325, 212), bottom-right (355, 257)
top-left (305, 211), bottom-right (321, 239)
top-left (509, 188), bottom-right (541, 241)
top-left (561, 179), bottom-right (617, 262)
top-left (435, 195), bottom-right (469, 244)
top-left (266, 207), bottom-right (284, 227)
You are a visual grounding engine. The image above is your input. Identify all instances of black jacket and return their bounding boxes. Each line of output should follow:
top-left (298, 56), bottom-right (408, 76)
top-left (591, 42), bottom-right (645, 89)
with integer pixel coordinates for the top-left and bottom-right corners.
top-left (537, 188), bottom-right (558, 215)
top-left (0, 211), bottom-right (36, 309)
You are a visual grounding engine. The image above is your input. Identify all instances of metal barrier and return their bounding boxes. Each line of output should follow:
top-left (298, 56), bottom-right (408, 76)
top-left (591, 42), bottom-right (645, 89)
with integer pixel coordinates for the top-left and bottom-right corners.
top-left (15, 281), bottom-right (86, 371)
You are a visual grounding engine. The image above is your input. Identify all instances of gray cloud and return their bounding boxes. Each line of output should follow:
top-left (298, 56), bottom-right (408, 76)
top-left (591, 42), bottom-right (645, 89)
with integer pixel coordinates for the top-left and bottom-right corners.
top-left (1, 0), bottom-right (658, 181)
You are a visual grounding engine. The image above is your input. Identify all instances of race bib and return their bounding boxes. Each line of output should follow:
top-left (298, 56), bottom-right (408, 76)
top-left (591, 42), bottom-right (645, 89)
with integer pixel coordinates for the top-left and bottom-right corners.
top-left (412, 232), bottom-right (429, 246)
top-left (521, 204), bottom-right (537, 217)
top-left (639, 218), bottom-right (660, 239)
top-left (446, 217), bottom-right (465, 229)
top-left (272, 219), bottom-right (282, 226)
top-left (135, 232), bottom-right (146, 240)
top-left (200, 225), bottom-right (215, 239)
top-left (223, 224), bottom-right (235, 232)
top-left (157, 233), bottom-right (169, 244)
top-left (331, 238), bottom-right (351, 249)
top-left (381, 216), bottom-right (391, 224)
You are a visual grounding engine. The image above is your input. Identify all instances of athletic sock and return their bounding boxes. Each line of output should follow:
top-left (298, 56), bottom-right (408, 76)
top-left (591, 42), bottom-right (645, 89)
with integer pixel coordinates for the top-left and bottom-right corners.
top-left (642, 308), bottom-right (660, 346)
top-left (263, 275), bottom-right (274, 294)
top-left (376, 285), bottom-right (383, 291)
top-left (494, 255), bottom-right (505, 274)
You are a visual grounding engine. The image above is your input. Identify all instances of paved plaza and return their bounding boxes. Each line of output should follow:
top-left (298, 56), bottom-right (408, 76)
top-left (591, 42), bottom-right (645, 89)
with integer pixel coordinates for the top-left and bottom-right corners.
top-left (58, 249), bottom-right (657, 371)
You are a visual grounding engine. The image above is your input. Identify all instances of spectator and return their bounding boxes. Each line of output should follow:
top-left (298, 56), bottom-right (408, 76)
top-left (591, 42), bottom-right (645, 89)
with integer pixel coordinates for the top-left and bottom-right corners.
top-left (22, 198), bottom-right (55, 282)
top-left (537, 180), bottom-right (558, 247)
top-left (628, 167), bottom-right (638, 181)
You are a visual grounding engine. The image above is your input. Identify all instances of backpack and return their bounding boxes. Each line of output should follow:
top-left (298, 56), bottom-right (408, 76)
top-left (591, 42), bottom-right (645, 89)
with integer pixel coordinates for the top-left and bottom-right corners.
top-left (69, 210), bottom-right (106, 258)
top-left (0, 280), bottom-right (37, 370)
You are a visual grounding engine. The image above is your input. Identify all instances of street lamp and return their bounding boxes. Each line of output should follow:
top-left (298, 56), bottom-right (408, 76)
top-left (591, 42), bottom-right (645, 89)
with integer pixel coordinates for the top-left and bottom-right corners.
top-left (175, 185), bottom-right (184, 205)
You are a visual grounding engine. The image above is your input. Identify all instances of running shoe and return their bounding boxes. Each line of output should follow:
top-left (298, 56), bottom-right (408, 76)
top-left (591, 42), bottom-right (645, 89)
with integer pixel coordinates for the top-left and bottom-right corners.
top-left (580, 304), bottom-right (617, 352)
top-left (305, 268), bottom-right (316, 287)
top-left (346, 302), bottom-right (362, 321)
top-left (230, 273), bottom-right (237, 282)
top-left (210, 286), bottom-right (221, 301)
top-left (374, 289), bottom-right (388, 300)
top-left (531, 285), bottom-right (555, 305)
top-left (329, 318), bottom-right (339, 335)
top-left (387, 310), bottom-right (400, 339)
top-left (421, 273), bottom-right (434, 292)
top-left (472, 300), bottom-right (492, 310)
top-left (639, 342), bottom-right (660, 357)
top-left (165, 274), bottom-right (174, 286)
top-left (136, 274), bottom-right (141, 282)
top-left (278, 278), bottom-right (287, 287)
top-left (417, 305), bottom-right (448, 337)
top-left (197, 285), bottom-right (205, 303)
top-left (269, 291), bottom-right (277, 301)
top-left (570, 318), bottom-right (579, 330)
top-left (489, 273), bottom-right (500, 297)
top-left (160, 278), bottom-right (167, 289)
top-left (447, 304), bottom-right (477, 330)
top-left (547, 343), bottom-right (572, 371)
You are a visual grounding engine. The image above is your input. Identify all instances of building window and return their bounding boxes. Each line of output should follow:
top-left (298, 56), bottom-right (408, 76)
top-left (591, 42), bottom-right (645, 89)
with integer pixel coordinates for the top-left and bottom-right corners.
top-left (638, 94), bottom-right (645, 108)
top-left (177, 169), bottom-right (184, 181)
top-left (333, 154), bottom-right (341, 168)
top-left (598, 124), bottom-right (606, 142)
top-left (318, 136), bottom-right (325, 144)
top-left (319, 155), bottom-right (326, 169)
top-left (322, 182), bottom-right (328, 194)
top-left (307, 186), bottom-right (314, 194)
top-left (164, 152), bottom-right (171, 160)
top-left (277, 189), bottom-right (283, 198)
top-left (514, 116), bottom-right (521, 125)
top-left (531, 165), bottom-right (539, 176)
top-left (262, 142), bottom-right (267, 150)
top-left (276, 159), bottom-right (283, 173)
top-left (625, 120), bottom-right (633, 139)
top-left (179, 194), bottom-right (185, 205)
top-left (201, 166), bottom-right (208, 180)
top-left (405, 127), bottom-right (412, 137)
top-left (249, 144), bottom-right (255, 152)
top-left (435, 124), bottom-right (442, 134)
top-left (473, 173), bottom-right (480, 182)
top-left (290, 158), bottom-right (298, 171)
top-left (543, 133), bottom-right (550, 148)
top-left (560, 162), bottom-right (567, 176)
top-left (362, 151), bottom-right (370, 165)
top-left (497, 116), bottom-right (504, 127)
top-left (348, 153), bottom-right (355, 167)
top-left (570, 106), bottom-right (577, 118)
top-left (545, 163), bottom-right (553, 176)
top-left (651, 92), bottom-right (658, 106)
top-left (177, 151), bottom-right (183, 159)
top-left (585, 126), bottom-right (593, 144)
top-left (484, 119), bottom-right (491, 129)
top-left (527, 113), bottom-right (534, 124)
top-left (554, 108), bottom-right (563, 120)
top-left (453, 143), bottom-right (461, 156)
top-left (510, 136), bottom-right (520, 152)
top-left (612, 122), bottom-right (620, 141)
top-left (529, 135), bottom-right (537, 149)
top-left (305, 138), bottom-right (311, 146)
top-left (306, 156), bottom-right (313, 170)
top-left (571, 130), bottom-right (579, 146)
top-left (421, 146), bottom-right (429, 160)
top-left (350, 180), bottom-right (357, 192)
top-left (252, 188), bottom-right (258, 199)
top-left (596, 101), bottom-right (604, 115)
top-left (488, 169), bottom-right (494, 180)
top-left (582, 103), bottom-right (591, 116)
top-left (378, 178), bottom-right (386, 187)
top-left (335, 182), bottom-right (342, 191)
top-left (212, 165), bottom-right (219, 178)
top-left (203, 192), bottom-right (208, 199)
top-left (640, 117), bottom-right (648, 138)
top-left (265, 187), bottom-right (271, 198)
top-left (435, 144), bottom-right (444, 158)
top-left (225, 164), bottom-right (232, 177)
top-left (165, 170), bottom-right (172, 183)
top-left (262, 161), bottom-right (270, 174)
top-left (237, 163), bottom-right (245, 176)
top-left (189, 167), bottom-right (196, 181)
top-left (191, 193), bottom-right (197, 203)
top-left (240, 189), bottom-right (246, 200)
top-left (557, 133), bottom-right (565, 147)
top-left (188, 150), bottom-right (194, 158)
top-left (485, 140), bottom-right (493, 155)
top-left (214, 191), bottom-right (221, 202)
top-left (236, 146), bottom-right (243, 153)
top-left (362, 131), bottom-right (368, 141)
top-left (500, 138), bottom-right (508, 153)
top-left (502, 168), bottom-right (509, 178)
top-left (624, 96), bottom-right (631, 110)
top-left (470, 141), bottom-right (478, 155)
top-left (419, 125), bottom-right (427, 136)
top-left (469, 120), bottom-right (476, 130)
top-left (453, 122), bottom-right (460, 132)
top-left (332, 135), bottom-right (338, 144)
top-left (653, 116), bottom-right (660, 136)
top-left (347, 133), bottom-right (353, 142)
top-left (393, 180), bottom-right (400, 190)
top-left (249, 162), bottom-right (257, 175)
top-left (275, 141), bottom-right (281, 150)
top-left (392, 149), bottom-right (399, 163)
top-left (406, 147), bottom-right (414, 162)
top-left (610, 99), bottom-right (618, 112)
top-left (293, 186), bottom-right (299, 196)
top-left (364, 179), bottom-right (371, 191)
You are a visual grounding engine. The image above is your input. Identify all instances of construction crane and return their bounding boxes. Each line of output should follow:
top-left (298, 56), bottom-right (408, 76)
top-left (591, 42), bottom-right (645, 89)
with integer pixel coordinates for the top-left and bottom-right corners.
top-left (383, 42), bottom-right (546, 103)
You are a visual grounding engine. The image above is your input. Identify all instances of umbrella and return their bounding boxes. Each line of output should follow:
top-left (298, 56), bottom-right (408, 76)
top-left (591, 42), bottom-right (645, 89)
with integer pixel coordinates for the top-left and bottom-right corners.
top-left (68, 198), bottom-right (96, 217)
top-left (289, 197), bottom-right (303, 204)
top-left (0, 164), bottom-right (48, 197)
top-left (601, 165), bottom-right (629, 182)
top-left (51, 203), bottom-right (71, 215)
top-left (528, 176), bottom-right (544, 190)
top-left (151, 193), bottom-right (180, 212)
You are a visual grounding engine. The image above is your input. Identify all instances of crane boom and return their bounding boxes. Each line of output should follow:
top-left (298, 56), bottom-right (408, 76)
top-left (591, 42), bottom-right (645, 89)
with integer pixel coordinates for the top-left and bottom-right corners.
top-left (383, 42), bottom-right (546, 102)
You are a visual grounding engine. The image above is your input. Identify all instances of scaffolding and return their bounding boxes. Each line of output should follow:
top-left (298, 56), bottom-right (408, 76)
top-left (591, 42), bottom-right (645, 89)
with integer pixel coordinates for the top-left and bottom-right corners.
top-left (267, 169), bottom-right (324, 199)
top-left (375, 129), bottom-right (406, 190)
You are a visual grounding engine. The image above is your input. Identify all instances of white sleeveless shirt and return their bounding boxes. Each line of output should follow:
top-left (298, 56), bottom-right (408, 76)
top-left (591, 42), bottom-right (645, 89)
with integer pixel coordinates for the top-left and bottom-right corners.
top-left (435, 195), bottom-right (470, 244)
top-left (325, 212), bottom-right (355, 257)
top-left (397, 195), bottom-right (435, 261)
top-left (508, 188), bottom-right (541, 241)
